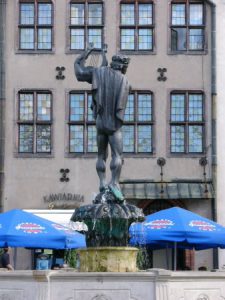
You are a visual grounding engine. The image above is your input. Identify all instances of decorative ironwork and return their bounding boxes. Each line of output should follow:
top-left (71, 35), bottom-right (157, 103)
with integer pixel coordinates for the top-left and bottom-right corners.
top-left (56, 66), bottom-right (65, 80)
top-left (199, 157), bottom-right (208, 194)
top-left (157, 157), bottom-right (166, 194)
top-left (60, 168), bottom-right (70, 182)
top-left (157, 67), bottom-right (167, 81)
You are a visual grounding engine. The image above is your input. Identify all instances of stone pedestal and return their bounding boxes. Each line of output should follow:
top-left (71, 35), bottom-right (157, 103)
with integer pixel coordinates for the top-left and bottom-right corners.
top-left (1, 269), bottom-right (225, 300)
top-left (78, 247), bottom-right (138, 272)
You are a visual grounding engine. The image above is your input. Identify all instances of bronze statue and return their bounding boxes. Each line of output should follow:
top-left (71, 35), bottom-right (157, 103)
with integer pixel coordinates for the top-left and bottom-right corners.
top-left (72, 47), bottom-right (144, 247)
top-left (74, 45), bottom-right (130, 202)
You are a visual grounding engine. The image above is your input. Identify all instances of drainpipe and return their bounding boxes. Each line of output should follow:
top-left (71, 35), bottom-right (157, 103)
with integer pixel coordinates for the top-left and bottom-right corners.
top-left (209, 3), bottom-right (218, 269)
top-left (0, 0), bottom-right (6, 212)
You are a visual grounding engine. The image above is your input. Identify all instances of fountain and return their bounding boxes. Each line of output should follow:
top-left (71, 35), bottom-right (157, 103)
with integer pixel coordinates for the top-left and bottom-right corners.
top-left (71, 44), bottom-right (145, 272)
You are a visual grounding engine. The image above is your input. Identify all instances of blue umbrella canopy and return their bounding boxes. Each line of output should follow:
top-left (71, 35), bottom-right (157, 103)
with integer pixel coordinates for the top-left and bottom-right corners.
top-left (129, 207), bottom-right (225, 250)
top-left (0, 209), bottom-right (86, 249)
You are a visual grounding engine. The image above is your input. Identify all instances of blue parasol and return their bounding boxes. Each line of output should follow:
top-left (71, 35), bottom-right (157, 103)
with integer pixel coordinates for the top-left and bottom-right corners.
top-left (0, 209), bottom-right (86, 249)
top-left (129, 207), bottom-right (225, 269)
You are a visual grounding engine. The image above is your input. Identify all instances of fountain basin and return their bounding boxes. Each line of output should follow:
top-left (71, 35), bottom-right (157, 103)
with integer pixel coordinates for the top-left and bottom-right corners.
top-left (78, 247), bottom-right (138, 272)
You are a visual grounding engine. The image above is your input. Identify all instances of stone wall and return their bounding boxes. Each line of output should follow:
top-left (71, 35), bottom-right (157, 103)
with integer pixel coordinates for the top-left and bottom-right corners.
top-left (0, 269), bottom-right (225, 300)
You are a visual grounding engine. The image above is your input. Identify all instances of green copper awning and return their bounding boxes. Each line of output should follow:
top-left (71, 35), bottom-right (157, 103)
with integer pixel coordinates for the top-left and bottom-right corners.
top-left (120, 181), bottom-right (214, 200)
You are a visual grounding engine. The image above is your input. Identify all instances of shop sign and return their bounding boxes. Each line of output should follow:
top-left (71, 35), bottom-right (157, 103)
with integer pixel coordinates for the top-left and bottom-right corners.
top-left (43, 193), bottom-right (84, 209)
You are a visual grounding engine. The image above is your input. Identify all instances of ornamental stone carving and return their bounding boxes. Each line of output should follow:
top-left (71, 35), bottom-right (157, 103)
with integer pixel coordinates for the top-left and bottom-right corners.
top-left (197, 294), bottom-right (209, 300)
top-left (92, 295), bottom-right (111, 300)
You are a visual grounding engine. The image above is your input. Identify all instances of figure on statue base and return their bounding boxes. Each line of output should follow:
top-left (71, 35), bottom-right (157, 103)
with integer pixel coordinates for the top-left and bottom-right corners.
top-left (74, 44), bottom-right (131, 203)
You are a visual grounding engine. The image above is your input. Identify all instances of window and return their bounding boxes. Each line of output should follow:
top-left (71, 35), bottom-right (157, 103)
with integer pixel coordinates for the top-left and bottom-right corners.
top-left (170, 2), bottom-right (204, 52)
top-left (170, 92), bottom-right (204, 153)
top-left (18, 91), bottom-right (52, 153)
top-left (70, 1), bottom-right (103, 50)
top-left (120, 1), bottom-right (154, 51)
top-left (69, 92), bottom-right (97, 153)
top-left (19, 1), bottom-right (53, 50)
top-left (123, 92), bottom-right (153, 153)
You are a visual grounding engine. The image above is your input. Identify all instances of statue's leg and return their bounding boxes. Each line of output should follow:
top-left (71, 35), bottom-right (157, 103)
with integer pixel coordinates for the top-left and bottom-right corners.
top-left (96, 131), bottom-right (108, 192)
top-left (108, 129), bottom-right (123, 190)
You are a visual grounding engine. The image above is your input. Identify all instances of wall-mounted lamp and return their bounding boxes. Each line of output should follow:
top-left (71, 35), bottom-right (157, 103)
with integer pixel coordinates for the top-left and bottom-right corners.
top-left (199, 157), bottom-right (208, 194)
top-left (157, 157), bottom-right (166, 194)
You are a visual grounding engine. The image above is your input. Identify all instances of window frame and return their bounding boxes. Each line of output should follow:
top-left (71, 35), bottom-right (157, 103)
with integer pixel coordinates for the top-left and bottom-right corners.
top-left (169, 90), bottom-right (205, 155)
top-left (123, 90), bottom-right (154, 156)
top-left (16, 89), bottom-right (53, 157)
top-left (67, 0), bottom-right (105, 53)
top-left (66, 90), bottom-right (154, 158)
top-left (169, 1), bottom-right (206, 54)
top-left (67, 90), bottom-right (97, 156)
top-left (17, 0), bottom-right (54, 53)
top-left (119, 0), bottom-right (155, 54)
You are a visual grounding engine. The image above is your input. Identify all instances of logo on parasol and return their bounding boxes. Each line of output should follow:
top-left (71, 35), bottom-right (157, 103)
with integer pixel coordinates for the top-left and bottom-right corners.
top-left (189, 220), bottom-right (216, 231)
top-left (145, 219), bottom-right (175, 229)
top-left (51, 223), bottom-right (69, 231)
top-left (16, 223), bottom-right (46, 234)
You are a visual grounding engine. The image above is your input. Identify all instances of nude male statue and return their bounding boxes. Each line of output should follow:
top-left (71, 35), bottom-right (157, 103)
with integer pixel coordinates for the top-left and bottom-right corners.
top-left (74, 46), bottom-right (130, 202)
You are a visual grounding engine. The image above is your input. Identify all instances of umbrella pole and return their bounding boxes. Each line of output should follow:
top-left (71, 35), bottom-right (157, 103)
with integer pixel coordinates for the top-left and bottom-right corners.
top-left (173, 242), bottom-right (177, 271)
top-left (13, 247), bottom-right (17, 270)
top-left (166, 244), bottom-right (169, 270)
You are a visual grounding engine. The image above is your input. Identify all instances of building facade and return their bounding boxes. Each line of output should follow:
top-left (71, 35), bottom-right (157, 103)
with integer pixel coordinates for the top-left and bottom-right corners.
top-left (215, 0), bottom-right (225, 270)
top-left (1, 0), bottom-right (222, 270)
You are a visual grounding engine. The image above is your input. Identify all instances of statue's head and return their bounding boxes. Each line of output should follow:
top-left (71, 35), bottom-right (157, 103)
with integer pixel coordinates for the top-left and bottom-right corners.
top-left (110, 55), bottom-right (130, 74)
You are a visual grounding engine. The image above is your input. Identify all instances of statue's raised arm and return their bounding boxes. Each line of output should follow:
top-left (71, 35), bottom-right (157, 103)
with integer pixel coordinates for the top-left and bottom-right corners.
top-left (74, 45), bottom-right (108, 84)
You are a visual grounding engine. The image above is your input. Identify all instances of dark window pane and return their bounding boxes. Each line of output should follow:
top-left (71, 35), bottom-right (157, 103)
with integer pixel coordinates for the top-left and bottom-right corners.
top-left (70, 94), bottom-right (84, 121)
top-left (87, 125), bottom-right (97, 152)
top-left (88, 4), bottom-right (102, 25)
top-left (189, 29), bottom-right (203, 50)
top-left (171, 125), bottom-right (185, 152)
top-left (189, 125), bottom-right (203, 152)
top-left (38, 3), bottom-right (52, 25)
top-left (20, 3), bottom-right (34, 25)
top-left (121, 4), bottom-right (134, 25)
top-left (20, 28), bottom-right (34, 49)
top-left (139, 4), bottom-right (152, 25)
top-left (19, 93), bottom-right (33, 121)
top-left (124, 94), bottom-right (134, 121)
top-left (138, 29), bottom-right (153, 50)
top-left (171, 28), bottom-right (187, 51)
top-left (189, 4), bottom-right (203, 25)
top-left (71, 29), bottom-right (84, 49)
top-left (121, 29), bottom-right (135, 50)
top-left (36, 125), bottom-right (51, 153)
top-left (71, 3), bottom-right (84, 25)
top-left (171, 94), bottom-right (185, 121)
top-left (138, 94), bottom-right (152, 121)
top-left (38, 28), bottom-right (52, 49)
top-left (88, 28), bottom-right (102, 49)
top-left (189, 94), bottom-right (203, 121)
top-left (88, 94), bottom-right (94, 121)
top-left (172, 4), bottom-right (186, 25)
top-left (37, 94), bottom-right (51, 121)
top-left (123, 125), bottom-right (134, 152)
top-left (138, 125), bottom-right (152, 152)
top-left (19, 125), bottom-right (33, 153)
top-left (70, 125), bottom-right (84, 153)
